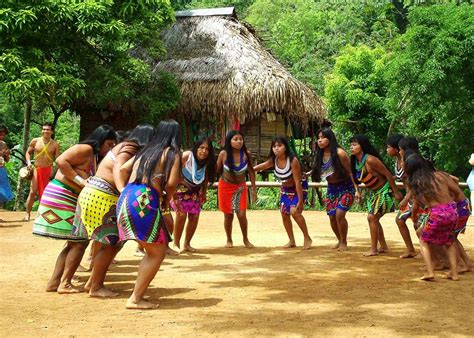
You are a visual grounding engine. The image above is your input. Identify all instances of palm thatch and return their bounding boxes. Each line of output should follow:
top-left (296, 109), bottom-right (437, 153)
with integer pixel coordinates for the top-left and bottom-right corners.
top-left (153, 7), bottom-right (326, 127)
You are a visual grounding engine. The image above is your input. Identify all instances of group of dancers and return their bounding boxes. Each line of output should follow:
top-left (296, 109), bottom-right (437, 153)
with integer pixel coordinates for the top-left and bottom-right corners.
top-left (1, 120), bottom-right (471, 309)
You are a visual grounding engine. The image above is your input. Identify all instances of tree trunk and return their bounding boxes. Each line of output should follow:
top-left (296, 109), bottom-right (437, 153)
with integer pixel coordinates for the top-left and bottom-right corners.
top-left (13, 98), bottom-right (32, 211)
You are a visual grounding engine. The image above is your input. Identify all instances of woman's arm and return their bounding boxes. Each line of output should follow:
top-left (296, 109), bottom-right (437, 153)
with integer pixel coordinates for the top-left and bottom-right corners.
top-left (368, 156), bottom-right (402, 201)
top-left (216, 150), bottom-right (225, 176)
top-left (253, 159), bottom-right (273, 172)
top-left (114, 148), bottom-right (135, 192)
top-left (247, 155), bottom-right (257, 204)
top-left (56, 144), bottom-right (93, 186)
top-left (339, 148), bottom-right (360, 201)
top-left (292, 159), bottom-right (304, 213)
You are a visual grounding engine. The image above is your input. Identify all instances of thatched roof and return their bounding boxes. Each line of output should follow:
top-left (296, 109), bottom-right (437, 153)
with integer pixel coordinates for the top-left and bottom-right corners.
top-left (153, 7), bottom-right (326, 126)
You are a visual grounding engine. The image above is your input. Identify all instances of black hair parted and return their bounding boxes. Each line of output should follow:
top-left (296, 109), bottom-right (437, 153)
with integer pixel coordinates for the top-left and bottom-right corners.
top-left (386, 134), bottom-right (404, 150)
top-left (192, 135), bottom-right (217, 184)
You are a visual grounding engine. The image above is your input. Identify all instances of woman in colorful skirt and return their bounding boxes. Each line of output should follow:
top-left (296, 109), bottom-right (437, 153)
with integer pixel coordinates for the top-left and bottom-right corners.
top-left (171, 136), bottom-right (216, 253)
top-left (350, 134), bottom-right (402, 257)
top-left (386, 134), bottom-right (417, 258)
top-left (216, 130), bottom-right (256, 249)
top-left (0, 125), bottom-right (13, 209)
top-left (116, 120), bottom-right (181, 309)
top-left (404, 152), bottom-right (465, 281)
top-left (32, 125), bottom-right (116, 293)
top-left (254, 136), bottom-right (312, 249)
top-left (312, 129), bottom-right (357, 251)
top-left (72, 124), bottom-right (155, 297)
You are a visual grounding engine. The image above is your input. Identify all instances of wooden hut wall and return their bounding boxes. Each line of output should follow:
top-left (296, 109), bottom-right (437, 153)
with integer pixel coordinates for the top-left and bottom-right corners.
top-left (240, 114), bottom-right (286, 162)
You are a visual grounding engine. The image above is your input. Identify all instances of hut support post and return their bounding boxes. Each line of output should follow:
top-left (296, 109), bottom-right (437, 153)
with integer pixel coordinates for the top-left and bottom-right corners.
top-left (257, 113), bottom-right (261, 163)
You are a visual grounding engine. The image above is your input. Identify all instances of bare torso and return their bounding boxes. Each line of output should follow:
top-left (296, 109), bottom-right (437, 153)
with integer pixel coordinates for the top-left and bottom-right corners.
top-left (55, 144), bottom-right (95, 192)
top-left (31, 137), bottom-right (59, 168)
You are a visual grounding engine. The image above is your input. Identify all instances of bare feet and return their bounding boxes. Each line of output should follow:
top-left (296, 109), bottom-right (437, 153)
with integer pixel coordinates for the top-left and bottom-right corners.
top-left (363, 250), bottom-right (379, 257)
top-left (182, 245), bottom-right (197, 253)
top-left (57, 283), bottom-right (84, 294)
top-left (167, 247), bottom-right (180, 256)
top-left (243, 240), bottom-right (255, 249)
top-left (283, 241), bottom-right (296, 248)
top-left (302, 237), bottom-right (312, 250)
top-left (444, 271), bottom-right (459, 281)
top-left (225, 241), bottom-right (233, 248)
top-left (171, 243), bottom-right (181, 253)
top-left (377, 247), bottom-right (389, 254)
top-left (338, 243), bottom-right (348, 252)
top-left (89, 287), bottom-right (119, 298)
top-left (420, 274), bottom-right (435, 281)
top-left (22, 213), bottom-right (31, 222)
top-left (134, 248), bottom-right (145, 257)
top-left (332, 242), bottom-right (340, 250)
top-left (45, 280), bottom-right (60, 292)
top-left (126, 298), bottom-right (159, 310)
top-left (400, 251), bottom-right (417, 259)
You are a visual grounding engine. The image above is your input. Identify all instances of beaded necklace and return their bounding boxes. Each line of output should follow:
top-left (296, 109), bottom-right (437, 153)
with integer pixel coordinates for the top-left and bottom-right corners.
top-left (355, 153), bottom-right (368, 179)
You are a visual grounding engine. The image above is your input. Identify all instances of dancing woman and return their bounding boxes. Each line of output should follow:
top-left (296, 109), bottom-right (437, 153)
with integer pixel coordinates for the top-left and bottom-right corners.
top-left (216, 130), bottom-right (256, 248)
top-left (254, 136), bottom-right (312, 249)
top-left (72, 124), bottom-right (156, 297)
top-left (312, 129), bottom-right (356, 251)
top-left (116, 120), bottom-right (181, 309)
top-left (171, 136), bottom-right (216, 253)
top-left (33, 125), bottom-right (116, 293)
top-left (350, 135), bottom-right (402, 256)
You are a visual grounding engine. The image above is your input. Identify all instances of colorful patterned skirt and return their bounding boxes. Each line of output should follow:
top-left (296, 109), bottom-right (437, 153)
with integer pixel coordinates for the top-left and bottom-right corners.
top-left (396, 201), bottom-right (413, 221)
top-left (0, 166), bottom-right (13, 203)
top-left (325, 179), bottom-right (355, 216)
top-left (366, 182), bottom-right (395, 216)
top-left (280, 180), bottom-right (308, 215)
top-left (32, 179), bottom-right (83, 241)
top-left (73, 176), bottom-right (120, 245)
top-left (420, 202), bottom-right (457, 246)
top-left (218, 178), bottom-right (247, 214)
top-left (455, 198), bottom-right (471, 235)
top-left (116, 183), bottom-right (171, 244)
top-left (170, 184), bottom-right (201, 214)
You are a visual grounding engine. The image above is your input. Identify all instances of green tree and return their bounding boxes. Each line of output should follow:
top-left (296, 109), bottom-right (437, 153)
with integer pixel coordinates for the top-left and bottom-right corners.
top-left (384, 3), bottom-right (474, 174)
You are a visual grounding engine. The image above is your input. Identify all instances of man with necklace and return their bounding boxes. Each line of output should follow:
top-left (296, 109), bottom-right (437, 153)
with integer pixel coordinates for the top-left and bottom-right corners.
top-left (23, 122), bottom-right (60, 221)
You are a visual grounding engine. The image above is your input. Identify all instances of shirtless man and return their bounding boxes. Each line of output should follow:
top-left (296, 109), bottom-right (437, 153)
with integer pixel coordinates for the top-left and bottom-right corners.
top-left (24, 122), bottom-right (60, 221)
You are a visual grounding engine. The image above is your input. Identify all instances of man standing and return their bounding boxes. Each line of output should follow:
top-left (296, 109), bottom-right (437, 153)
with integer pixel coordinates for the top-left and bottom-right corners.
top-left (24, 122), bottom-right (60, 221)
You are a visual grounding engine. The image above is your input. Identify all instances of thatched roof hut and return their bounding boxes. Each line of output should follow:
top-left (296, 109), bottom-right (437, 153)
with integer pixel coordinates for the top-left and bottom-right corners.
top-left (154, 7), bottom-right (326, 153)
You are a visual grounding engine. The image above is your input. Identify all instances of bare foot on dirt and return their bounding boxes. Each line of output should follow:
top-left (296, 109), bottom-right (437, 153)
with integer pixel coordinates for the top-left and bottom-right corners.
top-left (57, 283), bottom-right (84, 294)
top-left (399, 251), bottom-right (417, 259)
top-left (332, 242), bottom-right (340, 249)
top-left (244, 240), bottom-right (255, 249)
top-left (45, 280), bottom-right (60, 292)
top-left (171, 243), bottom-right (181, 253)
top-left (444, 271), bottom-right (459, 281)
top-left (182, 245), bottom-right (197, 253)
top-left (167, 247), bottom-right (180, 256)
top-left (225, 241), bottom-right (233, 248)
top-left (420, 274), bottom-right (435, 281)
top-left (22, 213), bottom-right (31, 222)
top-left (126, 299), bottom-right (159, 310)
top-left (338, 243), bottom-right (348, 252)
top-left (283, 241), bottom-right (296, 248)
top-left (302, 237), bottom-right (312, 250)
top-left (377, 247), bottom-right (389, 254)
top-left (363, 250), bottom-right (379, 257)
top-left (89, 287), bottom-right (119, 298)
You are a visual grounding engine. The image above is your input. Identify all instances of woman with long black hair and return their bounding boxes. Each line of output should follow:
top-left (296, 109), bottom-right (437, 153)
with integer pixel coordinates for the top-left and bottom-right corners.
top-left (312, 129), bottom-right (357, 251)
top-left (350, 134), bottom-right (402, 256)
top-left (117, 120), bottom-right (181, 309)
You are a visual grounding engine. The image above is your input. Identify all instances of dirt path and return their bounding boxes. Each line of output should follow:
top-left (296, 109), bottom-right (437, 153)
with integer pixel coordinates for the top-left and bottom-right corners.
top-left (0, 210), bottom-right (472, 336)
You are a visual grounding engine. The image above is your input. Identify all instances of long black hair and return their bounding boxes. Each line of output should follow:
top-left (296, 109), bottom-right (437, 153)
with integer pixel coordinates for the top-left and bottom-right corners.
top-left (80, 124), bottom-right (116, 155)
top-left (192, 135), bottom-right (217, 184)
top-left (269, 135), bottom-right (296, 164)
top-left (133, 120), bottom-right (181, 190)
top-left (350, 134), bottom-right (387, 183)
top-left (312, 128), bottom-right (347, 182)
top-left (399, 137), bottom-right (419, 152)
top-left (224, 130), bottom-right (252, 172)
top-left (404, 152), bottom-right (438, 201)
top-left (117, 124), bottom-right (156, 157)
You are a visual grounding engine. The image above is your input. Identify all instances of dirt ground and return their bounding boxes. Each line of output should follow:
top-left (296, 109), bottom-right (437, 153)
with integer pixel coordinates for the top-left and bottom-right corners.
top-left (0, 210), bottom-right (472, 337)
